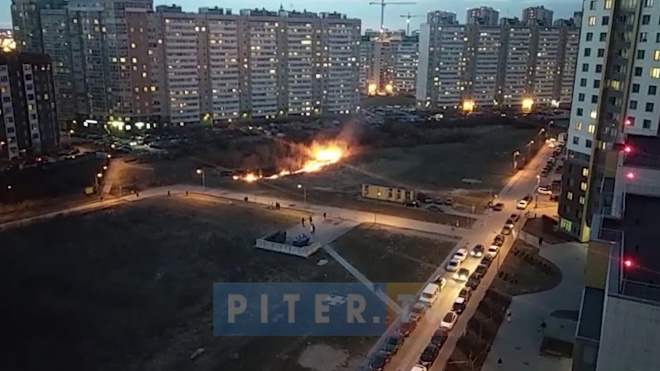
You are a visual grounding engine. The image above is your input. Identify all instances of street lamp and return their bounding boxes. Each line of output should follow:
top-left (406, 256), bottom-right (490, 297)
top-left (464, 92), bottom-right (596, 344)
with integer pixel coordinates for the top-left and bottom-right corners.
top-left (95, 172), bottom-right (103, 193)
top-left (512, 150), bottom-right (520, 170)
top-left (297, 184), bottom-right (307, 203)
top-left (196, 168), bottom-right (205, 187)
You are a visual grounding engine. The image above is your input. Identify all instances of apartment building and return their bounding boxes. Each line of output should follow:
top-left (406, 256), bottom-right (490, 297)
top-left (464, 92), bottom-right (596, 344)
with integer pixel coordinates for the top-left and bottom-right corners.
top-left (0, 52), bottom-right (59, 160)
top-left (522, 5), bottom-right (554, 26)
top-left (359, 29), bottom-right (418, 96)
top-left (417, 12), bottom-right (579, 110)
top-left (466, 6), bottom-right (499, 26)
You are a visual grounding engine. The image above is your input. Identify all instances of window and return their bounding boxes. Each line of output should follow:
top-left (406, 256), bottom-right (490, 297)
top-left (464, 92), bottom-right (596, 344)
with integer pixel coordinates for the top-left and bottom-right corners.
top-left (576, 122), bottom-right (583, 131)
top-left (643, 15), bottom-right (651, 25)
top-left (586, 32), bottom-right (593, 41)
top-left (600, 32), bottom-right (607, 42)
top-left (580, 78), bottom-right (587, 87)
top-left (630, 100), bottom-right (638, 109)
top-left (605, 0), bottom-right (613, 8)
top-left (581, 182), bottom-right (588, 191)
top-left (584, 48), bottom-right (591, 57)
top-left (638, 50), bottom-right (646, 59)
top-left (655, 50), bottom-right (660, 60)
top-left (591, 95), bottom-right (598, 103)
top-left (594, 80), bottom-right (601, 88)
top-left (586, 140), bottom-right (593, 148)
top-left (653, 68), bottom-right (660, 78)
top-left (567, 191), bottom-right (574, 201)
top-left (582, 63), bottom-right (589, 72)
top-left (573, 136), bottom-right (580, 145)
top-left (657, 32), bottom-right (660, 42)
top-left (649, 85), bottom-right (657, 95)
top-left (578, 93), bottom-right (585, 102)
top-left (635, 67), bottom-right (643, 76)
top-left (588, 124), bottom-right (595, 133)
top-left (641, 32), bottom-right (648, 42)
top-left (590, 110), bottom-right (597, 119)
top-left (602, 16), bottom-right (610, 25)
top-left (579, 196), bottom-right (586, 205)
top-left (560, 218), bottom-right (573, 232)
top-left (646, 102), bottom-right (654, 111)
top-left (582, 168), bottom-right (589, 177)
top-left (588, 16), bottom-right (596, 26)
top-left (589, 0), bottom-right (596, 10)
top-left (633, 83), bottom-right (640, 93)
top-left (627, 117), bottom-right (636, 126)
top-left (643, 119), bottom-right (652, 128)
top-left (577, 108), bottom-right (584, 116)
top-left (598, 48), bottom-right (605, 57)
top-left (645, 0), bottom-right (654, 7)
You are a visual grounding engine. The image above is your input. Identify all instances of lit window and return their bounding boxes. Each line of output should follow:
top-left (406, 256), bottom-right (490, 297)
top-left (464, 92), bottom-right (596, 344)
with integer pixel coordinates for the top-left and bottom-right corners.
top-left (579, 196), bottom-right (586, 205)
top-left (605, 0), bottom-right (613, 8)
top-left (590, 110), bottom-right (597, 119)
top-left (567, 191), bottom-right (574, 201)
top-left (588, 16), bottom-right (596, 26)
top-left (588, 124), bottom-right (595, 133)
top-left (583, 168), bottom-right (589, 177)
top-left (130, 43), bottom-right (136, 49)
top-left (581, 182), bottom-right (588, 191)
top-left (655, 51), bottom-right (660, 61)
top-left (652, 68), bottom-right (660, 78)
top-left (576, 122), bottom-right (582, 131)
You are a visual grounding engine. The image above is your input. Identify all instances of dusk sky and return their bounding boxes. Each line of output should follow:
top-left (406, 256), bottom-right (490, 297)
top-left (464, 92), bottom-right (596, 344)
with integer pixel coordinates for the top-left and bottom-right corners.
top-left (0, 0), bottom-right (583, 31)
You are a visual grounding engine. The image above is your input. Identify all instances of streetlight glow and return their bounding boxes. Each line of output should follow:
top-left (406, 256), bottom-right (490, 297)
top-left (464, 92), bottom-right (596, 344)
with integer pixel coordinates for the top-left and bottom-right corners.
top-left (97, 173), bottom-right (103, 178)
top-left (196, 169), bottom-right (203, 175)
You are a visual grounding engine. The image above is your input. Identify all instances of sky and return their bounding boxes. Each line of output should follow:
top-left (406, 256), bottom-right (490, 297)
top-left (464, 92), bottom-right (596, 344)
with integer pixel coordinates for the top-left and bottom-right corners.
top-left (0, 0), bottom-right (583, 31)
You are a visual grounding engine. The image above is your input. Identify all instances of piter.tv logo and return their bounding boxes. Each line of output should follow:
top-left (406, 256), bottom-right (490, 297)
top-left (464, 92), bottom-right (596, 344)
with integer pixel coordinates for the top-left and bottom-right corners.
top-left (213, 283), bottom-right (388, 336)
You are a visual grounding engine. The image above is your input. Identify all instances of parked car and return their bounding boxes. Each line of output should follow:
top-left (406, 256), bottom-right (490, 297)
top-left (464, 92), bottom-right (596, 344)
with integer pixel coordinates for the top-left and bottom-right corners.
top-left (430, 329), bottom-right (448, 346)
top-left (481, 255), bottom-right (494, 267)
top-left (504, 218), bottom-right (515, 229)
top-left (446, 258), bottom-right (461, 272)
top-left (459, 287), bottom-right (473, 301)
top-left (381, 334), bottom-right (404, 356)
top-left (368, 350), bottom-right (391, 371)
top-left (433, 198), bottom-right (444, 205)
top-left (399, 321), bottom-right (417, 337)
top-left (475, 263), bottom-right (488, 276)
top-left (493, 234), bottom-right (505, 246)
top-left (487, 245), bottom-right (500, 257)
top-left (444, 197), bottom-right (454, 206)
top-left (466, 272), bottom-right (482, 290)
top-left (492, 202), bottom-right (505, 211)
top-left (454, 268), bottom-right (470, 281)
top-left (409, 302), bottom-right (427, 322)
top-left (501, 226), bottom-right (512, 235)
top-left (440, 311), bottom-right (459, 330)
top-left (538, 186), bottom-right (552, 195)
top-left (419, 343), bottom-right (440, 367)
top-left (471, 244), bottom-right (485, 257)
top-left (404, 200), bottom-right (420, 208)
top-left (509, 213), bottom-right (520, 222)
top-left (419, 283), bottom-right (441, 307)
top-left (432, 275), bottom-right (447, 289)
top-left (516, 199), bottom-right (529, 210)
top-left (453, 248), bottom-right (469, 262)
top-left (452, 297), bottom-right (467, 314)
top-left (410, 365), bottom-right (428, 371)
top-left (427, 205), bottom-right (443, 212)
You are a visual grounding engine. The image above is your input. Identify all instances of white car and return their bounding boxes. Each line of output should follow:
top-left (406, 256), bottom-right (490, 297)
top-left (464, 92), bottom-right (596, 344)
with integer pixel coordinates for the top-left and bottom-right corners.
top-left (453, 248), bottom-right (469, 262)
top-left (445, 258), bottom-right (461, 272)
top-left (409, 302), bottom-right (427, 322)
top-left (537, 186), bottom-right (552, 195)
top-left (516, 199), bottom-right (529, 210)
top-left (487, 245), bottom-right (499, 257)
top-left (440, 311), bottom-right (459, 330)
top-left (410, 365), bottom-right (428, 371)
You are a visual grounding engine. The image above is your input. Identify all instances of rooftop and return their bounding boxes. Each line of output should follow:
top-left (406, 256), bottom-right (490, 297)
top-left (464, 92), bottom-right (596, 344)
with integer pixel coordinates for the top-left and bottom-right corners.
top-left (620, 194), bottom-right (660, 287)
top-left (623, 134), bottom-right (660, 169)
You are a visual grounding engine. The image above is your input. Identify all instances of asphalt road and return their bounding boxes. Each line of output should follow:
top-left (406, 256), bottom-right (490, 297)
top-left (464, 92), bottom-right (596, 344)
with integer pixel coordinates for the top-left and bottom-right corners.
top-left (380, 144), bottom-right (554, 371)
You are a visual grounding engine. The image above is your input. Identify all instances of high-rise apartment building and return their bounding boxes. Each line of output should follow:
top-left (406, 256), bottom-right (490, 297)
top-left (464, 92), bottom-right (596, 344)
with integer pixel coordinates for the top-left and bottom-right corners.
top-left (359, 29), bottom-right (418, 96)
top-left (560, 2), bottom-right (660, 369)
top-left (0, 52), bottom-right (59, 160)
top-left (466, 6), bottom-right (499, 26)
top-left (416, 11), bottom-right (579, 110)
top-left (522, 6), bottom-right (554, 26)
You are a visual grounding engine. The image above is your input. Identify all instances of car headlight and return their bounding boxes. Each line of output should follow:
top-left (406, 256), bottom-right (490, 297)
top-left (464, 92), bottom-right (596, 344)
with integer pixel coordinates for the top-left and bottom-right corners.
top-left (453, 273), bottom-right (459, 279)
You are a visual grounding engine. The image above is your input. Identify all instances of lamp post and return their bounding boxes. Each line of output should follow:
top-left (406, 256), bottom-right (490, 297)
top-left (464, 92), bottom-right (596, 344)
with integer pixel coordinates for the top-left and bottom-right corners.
top-left (512, 150), bottom-right (520, 170)
top-left (196, 168), bottom-right (205, 187)
top-left (297, 184), bottom-right (306, 203)
top-left (95, 172), bottom-right (103, 193)
top-left (535, 175), bottom-right (541, 209)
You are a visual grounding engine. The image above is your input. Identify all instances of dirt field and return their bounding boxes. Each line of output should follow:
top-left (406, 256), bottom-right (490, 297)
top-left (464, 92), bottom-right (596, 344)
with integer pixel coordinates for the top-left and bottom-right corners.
top-left (332, 223), bottom-right (457, 284)
top-left (0, 196), bottom-right (378, 371)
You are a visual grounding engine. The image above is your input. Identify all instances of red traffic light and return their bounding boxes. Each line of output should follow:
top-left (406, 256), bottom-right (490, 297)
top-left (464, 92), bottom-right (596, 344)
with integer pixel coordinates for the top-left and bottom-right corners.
top-left (624, 145), bottom-right (632, 153)
top-left (624, 259), bottom-right (633, 268)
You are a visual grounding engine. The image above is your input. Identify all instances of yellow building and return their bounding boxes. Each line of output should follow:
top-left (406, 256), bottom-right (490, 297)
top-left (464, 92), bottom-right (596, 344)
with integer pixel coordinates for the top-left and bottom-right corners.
top-left (361, 184), bottom-right (416, 203)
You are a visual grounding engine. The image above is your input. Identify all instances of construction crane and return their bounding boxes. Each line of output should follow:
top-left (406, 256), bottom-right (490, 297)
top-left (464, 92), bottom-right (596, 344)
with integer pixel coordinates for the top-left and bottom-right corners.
top-left (369, 0), bottom-right (416, 36)
top-left (399, 12), bottom-right (422, 36)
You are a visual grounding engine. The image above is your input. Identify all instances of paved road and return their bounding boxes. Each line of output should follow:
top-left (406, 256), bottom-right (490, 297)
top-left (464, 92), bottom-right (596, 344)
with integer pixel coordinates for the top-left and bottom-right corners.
top-left (380, 144), bottom-right (554, 371)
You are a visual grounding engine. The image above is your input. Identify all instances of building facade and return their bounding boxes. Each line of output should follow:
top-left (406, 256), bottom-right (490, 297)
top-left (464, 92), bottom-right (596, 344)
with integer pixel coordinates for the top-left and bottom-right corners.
top-left (11, 2), bottom-right (361, 127)
top-left (466, 6), bottom-right (499, 26)
top-left (0, 52), bottom-right (59, 160)
top-left (416, 13), bottom-right (579, 110)
top-left (359, 29), bottom-right (418, 96)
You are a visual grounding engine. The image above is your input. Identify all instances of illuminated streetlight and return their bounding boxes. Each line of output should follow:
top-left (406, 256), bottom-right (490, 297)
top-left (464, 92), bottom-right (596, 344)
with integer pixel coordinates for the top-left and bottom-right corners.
top-left (196, 169), bottom-right (205, 187)
top-left (297, 184), bottom-right (307, 203)
top-left (97, 173), bottom-right (103, 178)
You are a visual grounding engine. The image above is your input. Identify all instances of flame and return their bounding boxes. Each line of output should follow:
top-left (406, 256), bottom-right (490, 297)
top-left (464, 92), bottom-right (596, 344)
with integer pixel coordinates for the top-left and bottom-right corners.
top-left (233, 141), bottom-right (347, 182)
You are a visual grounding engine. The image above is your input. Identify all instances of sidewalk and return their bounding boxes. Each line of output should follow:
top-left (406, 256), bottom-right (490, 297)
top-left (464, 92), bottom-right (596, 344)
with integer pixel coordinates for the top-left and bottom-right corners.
top-left (482, 241), bottom-right (587, 371)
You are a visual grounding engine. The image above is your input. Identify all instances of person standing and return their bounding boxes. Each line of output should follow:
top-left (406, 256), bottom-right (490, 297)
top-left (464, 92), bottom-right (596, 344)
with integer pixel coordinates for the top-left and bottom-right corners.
top-left (506, 309), bottom-right (512, 323)
top-left (497, 358), bottom-right (503, 368)
top-left (301, 217), bottom-right (306, 227)
top-left (323, 212), bottom-right (327, 220)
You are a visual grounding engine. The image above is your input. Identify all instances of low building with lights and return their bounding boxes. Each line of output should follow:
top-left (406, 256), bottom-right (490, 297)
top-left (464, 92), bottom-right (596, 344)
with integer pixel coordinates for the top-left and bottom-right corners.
top-left (361, 183), bottom-right (416, 203)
